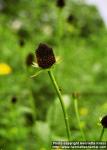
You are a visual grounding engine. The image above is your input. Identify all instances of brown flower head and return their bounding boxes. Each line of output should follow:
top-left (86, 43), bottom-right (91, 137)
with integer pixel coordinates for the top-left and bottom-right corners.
top-left (19, 38), bottom-right (25, 47)
top-left (67, 14), bottom-right (75, 23)
top-left (11, 96), bottom-right (17, 104)
top-left (56, 0), bottom-right (65, 8)
top-left (26, 53), bottom-right (34, 66)
top-left (101, 115), bottom-right (107, 128)
top-left (36, 43), bottom-right (56, 69)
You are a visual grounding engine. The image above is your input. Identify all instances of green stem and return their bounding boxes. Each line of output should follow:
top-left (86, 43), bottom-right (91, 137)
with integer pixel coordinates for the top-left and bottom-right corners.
top-left (57, 9), bottom-right (64, 44)
top-left (48, 70), bottom-right (71, 141)
top-left (74, 98), bottom-right (86, 141)
top-left (99, 127), bottom-right (105, 141)
top-left (56, 8), bottom-right (64, 54)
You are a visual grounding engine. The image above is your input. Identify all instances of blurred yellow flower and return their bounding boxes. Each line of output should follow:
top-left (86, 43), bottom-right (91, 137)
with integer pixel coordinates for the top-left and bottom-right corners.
top-left (79, 107), bottom-right (88, 116)
top-left (0, 63), bottom-right (12, 75)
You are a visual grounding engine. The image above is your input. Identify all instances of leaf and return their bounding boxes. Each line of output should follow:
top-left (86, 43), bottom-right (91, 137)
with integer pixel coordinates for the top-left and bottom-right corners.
top-left (31, 70), bottom-right (43, 78)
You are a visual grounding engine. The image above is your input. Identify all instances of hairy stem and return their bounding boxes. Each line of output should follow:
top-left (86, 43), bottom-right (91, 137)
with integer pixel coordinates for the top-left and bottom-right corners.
top-left (48, 70), bottom-right (71, 141)
top-left (99, 127), bottom-right (105, 141)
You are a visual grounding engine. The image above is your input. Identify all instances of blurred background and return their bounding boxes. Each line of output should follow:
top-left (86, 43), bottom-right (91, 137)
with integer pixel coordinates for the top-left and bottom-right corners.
top-left (0, 0), bottom-right (107, 149)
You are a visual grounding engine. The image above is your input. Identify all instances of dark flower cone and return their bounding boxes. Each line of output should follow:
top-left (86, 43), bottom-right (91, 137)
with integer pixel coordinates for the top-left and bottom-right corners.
top-left (101, 115), bottom-right (107, 128)
top-left (67, 14), bottom-right (75, 23)
top-left (19, 38), bottom-right (25, 47)
top-left (56, 0), bottom-right (65, 8)
top-left (36, 43), bottom-right (56, 69)
top-left (26, 53), bottom-right (34, 66)
top-left (11, 96), bottom-right (17, 104)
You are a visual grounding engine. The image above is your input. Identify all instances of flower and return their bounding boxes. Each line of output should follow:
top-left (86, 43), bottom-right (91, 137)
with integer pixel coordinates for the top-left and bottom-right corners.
top-left (79, 107), bottom-right (88, 116)
top-left (11, 96), bottom-right (17, 104)
top-left (26, 53), bottom-right (34, 66)
top-left (56, 0), bottom-right (65, 8)
top-left (67, 14), bottom-right (76, 23)
top-left (19, 38), bottom-right (25, 47)
top-left (32, 43), bottom-right (61, 78)
top-left (100, 115), bottom-right (107, 128)
top-left (0, 63), bottom-right (12, 75)
top-left (35, 43), bottom-right (56, 69)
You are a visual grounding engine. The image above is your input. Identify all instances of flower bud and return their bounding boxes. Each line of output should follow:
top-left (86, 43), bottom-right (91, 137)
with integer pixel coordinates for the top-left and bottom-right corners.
top-left (67, 14), bottom-right (75, 23)
top-left (26, 53), bottom-right (34, 66)
top-left (101, 115), bottom-right (107, 128)
top-left (56, 0), bottom-right (65, 8)
top-left (19, 38), bottom-right (25, 47)
top-left (36, 43), bottom-right (56, 69)
top-left (11, 96), bottom-right (17, 104)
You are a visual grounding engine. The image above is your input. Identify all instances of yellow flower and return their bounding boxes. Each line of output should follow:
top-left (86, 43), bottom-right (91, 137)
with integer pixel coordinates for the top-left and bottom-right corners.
top-left (0, 63), bottom-right (12, 75)
top-left (79, 107), bottom-right (88, 116)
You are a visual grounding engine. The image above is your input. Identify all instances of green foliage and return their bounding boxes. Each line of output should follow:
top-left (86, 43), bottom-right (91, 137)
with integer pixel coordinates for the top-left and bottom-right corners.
top-left (0, 0), bottom-right (107, 149)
